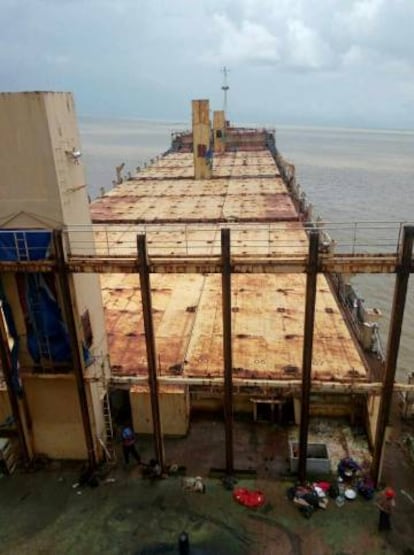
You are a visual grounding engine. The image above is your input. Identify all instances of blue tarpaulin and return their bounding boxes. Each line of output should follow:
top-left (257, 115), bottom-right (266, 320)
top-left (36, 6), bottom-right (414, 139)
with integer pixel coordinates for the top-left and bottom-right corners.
top-left (0, 229), bottom-right (72, 366)
top-left (0, 229), bottom-right (92, 368)
top-left (25, 274), bottom-right (72, 364)
top-left (0, 230), bottom-right (52, 261)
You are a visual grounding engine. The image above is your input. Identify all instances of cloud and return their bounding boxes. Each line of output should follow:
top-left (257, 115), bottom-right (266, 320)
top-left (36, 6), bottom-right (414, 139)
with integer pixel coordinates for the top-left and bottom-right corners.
top-left (206, 0), bottom-right (414, 73)
top-left (205, 4), bottom-right (338, 71)
top-left (285, 19), bottom-right (335, 70)
top-left (205, 14), bottom-right (280, 65)
top-left (341, 45), bottom-right (366, 67)
top-left (350, 0), bottom-right (385, 24)
top-left (1, 0), bottom-right (414, 127)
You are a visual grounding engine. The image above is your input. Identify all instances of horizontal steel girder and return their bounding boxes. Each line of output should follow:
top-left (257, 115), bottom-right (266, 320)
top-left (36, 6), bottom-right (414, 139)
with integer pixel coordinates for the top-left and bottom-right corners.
top-left (107, 375), bottom-right (414, 394)
top-left (0, 253), bottom-right (410, 274)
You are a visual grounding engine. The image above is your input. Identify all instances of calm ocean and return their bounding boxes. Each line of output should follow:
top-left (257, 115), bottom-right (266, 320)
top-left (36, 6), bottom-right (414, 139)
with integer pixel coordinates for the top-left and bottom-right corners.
top-left (79, 118), bottom-right (414, 381)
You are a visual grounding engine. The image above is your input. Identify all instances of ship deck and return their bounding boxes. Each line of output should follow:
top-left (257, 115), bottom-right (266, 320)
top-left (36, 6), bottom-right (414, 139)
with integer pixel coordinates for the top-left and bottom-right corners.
top-left (91, 153), bottom-right (293, 224)
top-left (91, 149), bottom-right (369, 386)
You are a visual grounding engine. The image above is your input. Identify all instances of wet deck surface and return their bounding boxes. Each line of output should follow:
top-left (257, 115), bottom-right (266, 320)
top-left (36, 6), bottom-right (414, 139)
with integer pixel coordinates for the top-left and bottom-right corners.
top-left (1, 416), bottom-right (413, 555)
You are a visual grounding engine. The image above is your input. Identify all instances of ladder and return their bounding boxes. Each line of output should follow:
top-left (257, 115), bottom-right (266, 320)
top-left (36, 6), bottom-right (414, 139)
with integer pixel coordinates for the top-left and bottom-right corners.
top-left (14, 232), bottom-right (29, 261)
top-left (102, 392), bottom-right (117, 463)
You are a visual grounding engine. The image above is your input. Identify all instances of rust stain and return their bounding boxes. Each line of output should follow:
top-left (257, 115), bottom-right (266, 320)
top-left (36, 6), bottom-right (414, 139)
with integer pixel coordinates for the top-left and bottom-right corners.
top-left (94, 150), bottom-right (367, 385)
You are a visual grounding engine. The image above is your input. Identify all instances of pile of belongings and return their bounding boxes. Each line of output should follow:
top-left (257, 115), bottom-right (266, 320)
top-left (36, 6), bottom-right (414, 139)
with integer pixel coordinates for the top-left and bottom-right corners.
top-left (356, 474), bottom-right (375, 500)
top-left (335, 457), bottom-right (374, 502)
top-left (181, 476), bottom-right (206, 493)
top-left (233, 487), bottom-right (265, 508)
top-left (337, 457), bottom-right (361, 481)
top-left (287, 482), bottom-right (330, 518)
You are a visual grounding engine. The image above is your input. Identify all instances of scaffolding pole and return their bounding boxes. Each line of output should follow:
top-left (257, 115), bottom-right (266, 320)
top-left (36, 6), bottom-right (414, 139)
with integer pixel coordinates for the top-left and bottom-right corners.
top-left (221, 228), bottom-right (234, 475)
top-left (371, 225), bottom-right (414, 486)
top-left (53, 230), bottom-right (97, 469)
top-left (298, 230), bottom-right (319, 482)
top-left (137, 234), bottom-right (165, 470)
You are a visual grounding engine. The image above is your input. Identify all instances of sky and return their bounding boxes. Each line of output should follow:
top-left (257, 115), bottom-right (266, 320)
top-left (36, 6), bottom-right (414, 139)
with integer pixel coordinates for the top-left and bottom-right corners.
top-left (1, 0), bottom-right (414, 129)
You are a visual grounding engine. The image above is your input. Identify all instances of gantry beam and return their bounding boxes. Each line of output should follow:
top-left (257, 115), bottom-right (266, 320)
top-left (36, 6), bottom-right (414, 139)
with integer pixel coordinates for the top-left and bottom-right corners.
top-left (13, 366), bottom-right (410, 394)
top-left (221, 229), bottom-right (234, 475)
top-left (53, 230), bottom-right (97, 469)
top-left (0, 252), bottom-right (410, 274)
top-left (137, 234), bottom-right (165, 471)
top-left (298, 230), bottom-right (319, 482)
top-left (1, 226), bottom-right (413, 480)
top-left (107, 375), bottom-right (414, 394)
top-left (371, 226), bottom-right (414, 486)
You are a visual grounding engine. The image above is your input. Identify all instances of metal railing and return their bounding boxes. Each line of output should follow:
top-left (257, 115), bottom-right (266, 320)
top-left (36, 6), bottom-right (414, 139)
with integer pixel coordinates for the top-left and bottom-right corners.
top-left (62, 220), bottom-right (413, 258)
top-left (313, 221), bottom-right (410, 255)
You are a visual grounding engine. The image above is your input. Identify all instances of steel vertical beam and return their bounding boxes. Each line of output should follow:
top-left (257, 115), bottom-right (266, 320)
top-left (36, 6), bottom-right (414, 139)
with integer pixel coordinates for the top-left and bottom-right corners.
top-left (298, 230), bottom-right (319, 482)
top-left (53, 230), bottom-right (97, 469)
top-left (0, 304), bottom-right (31, 464)
top-left (137, 234), bottom-right (165, 470)
top-left (221, 228), bottom-right (234, 475)
top-left (371, 225), bottom-right (414, 485)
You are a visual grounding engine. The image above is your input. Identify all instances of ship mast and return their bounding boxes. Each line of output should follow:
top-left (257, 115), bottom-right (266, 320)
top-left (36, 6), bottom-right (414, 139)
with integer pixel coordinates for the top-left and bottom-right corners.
top-left (221, 66), bottom-right (230, 113)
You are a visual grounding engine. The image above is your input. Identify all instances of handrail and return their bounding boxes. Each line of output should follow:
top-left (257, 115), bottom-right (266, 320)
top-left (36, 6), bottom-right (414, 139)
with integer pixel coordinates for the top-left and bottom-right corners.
top-left (59, 220), bottom-right (414, 257)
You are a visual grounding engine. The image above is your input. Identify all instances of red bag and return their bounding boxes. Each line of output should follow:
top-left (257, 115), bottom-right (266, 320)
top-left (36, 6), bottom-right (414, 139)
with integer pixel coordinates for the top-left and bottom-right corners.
top-left (233, 487), bottom-right (265, 508)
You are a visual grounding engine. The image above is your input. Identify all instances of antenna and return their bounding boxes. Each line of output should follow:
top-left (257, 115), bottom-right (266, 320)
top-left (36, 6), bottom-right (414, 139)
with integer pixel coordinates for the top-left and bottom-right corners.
top-left (221, 66), bottom-right (230, 113)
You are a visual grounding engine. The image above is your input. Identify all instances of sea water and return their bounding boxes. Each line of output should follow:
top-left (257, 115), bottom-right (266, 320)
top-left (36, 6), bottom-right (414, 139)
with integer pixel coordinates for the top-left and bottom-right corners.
top-left (79, 119), bottom-right (414, 381)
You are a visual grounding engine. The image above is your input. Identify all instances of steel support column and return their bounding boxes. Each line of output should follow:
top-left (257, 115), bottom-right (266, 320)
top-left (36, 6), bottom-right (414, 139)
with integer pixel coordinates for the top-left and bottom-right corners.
top-left (137, 234), bottom-right (165, 470)
top-left (221, 228), bottom-right (234, 475)
top-left (53, 230), bottom-right (97, 469)
top-left (371, 225), bottom-right (414, 486)
top-left (0, 305), bottom-right (31, 464)
top-left (298, 230), bottom-right (319, 482)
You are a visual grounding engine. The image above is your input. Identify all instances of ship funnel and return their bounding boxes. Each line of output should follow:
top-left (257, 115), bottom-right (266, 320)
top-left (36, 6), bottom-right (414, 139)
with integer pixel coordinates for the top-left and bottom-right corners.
top-left (192, 99), bottom-right (212, 179)
top-left (213, 110), bottom-right (226, 155)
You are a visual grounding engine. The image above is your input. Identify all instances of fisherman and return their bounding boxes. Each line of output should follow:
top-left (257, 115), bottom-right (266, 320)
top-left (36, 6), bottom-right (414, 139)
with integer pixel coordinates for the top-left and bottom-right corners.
top-left (121, 425), bottom-right (141, 465)
top-left (376, 487), bottom-right (396, 531)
